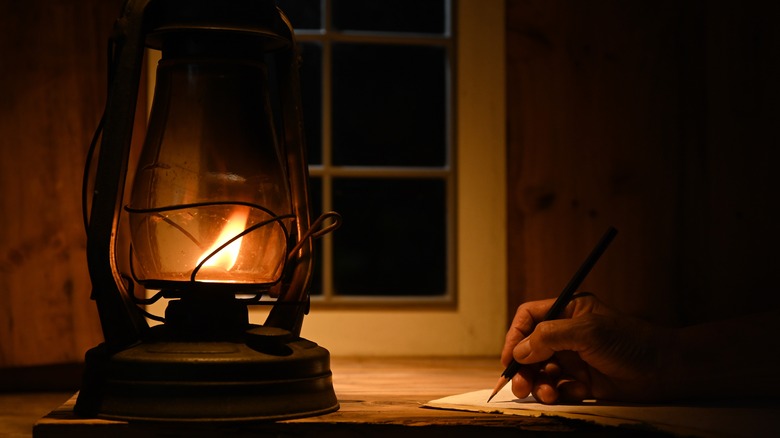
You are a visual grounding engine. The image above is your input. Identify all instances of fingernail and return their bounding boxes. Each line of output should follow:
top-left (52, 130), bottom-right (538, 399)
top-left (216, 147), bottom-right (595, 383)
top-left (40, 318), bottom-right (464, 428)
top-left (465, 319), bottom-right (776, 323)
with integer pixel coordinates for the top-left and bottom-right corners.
top-left (513, 338), bottom-right (531, 362)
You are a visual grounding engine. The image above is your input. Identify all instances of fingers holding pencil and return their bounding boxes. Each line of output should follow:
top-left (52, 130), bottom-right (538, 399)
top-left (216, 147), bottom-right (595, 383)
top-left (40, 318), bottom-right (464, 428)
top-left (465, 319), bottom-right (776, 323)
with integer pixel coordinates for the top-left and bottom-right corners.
top-left (488, 226), bottom-right (617, 402)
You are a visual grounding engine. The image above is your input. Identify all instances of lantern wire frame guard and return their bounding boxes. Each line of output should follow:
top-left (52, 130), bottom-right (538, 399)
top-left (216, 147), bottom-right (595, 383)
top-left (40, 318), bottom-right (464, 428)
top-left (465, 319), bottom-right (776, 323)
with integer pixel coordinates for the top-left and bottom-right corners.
top-left (75, 0), bottom-right (341, 422)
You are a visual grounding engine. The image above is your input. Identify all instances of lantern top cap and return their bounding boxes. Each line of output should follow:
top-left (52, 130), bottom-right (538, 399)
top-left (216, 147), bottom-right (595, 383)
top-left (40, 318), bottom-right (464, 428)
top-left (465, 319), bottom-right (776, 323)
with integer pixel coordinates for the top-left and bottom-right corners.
top-left (122, 0), bottom-right (294, 51)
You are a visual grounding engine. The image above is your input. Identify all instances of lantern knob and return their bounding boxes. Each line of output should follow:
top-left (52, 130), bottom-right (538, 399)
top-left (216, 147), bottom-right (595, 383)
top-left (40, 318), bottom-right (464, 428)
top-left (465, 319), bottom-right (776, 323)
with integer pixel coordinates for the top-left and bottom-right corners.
top-left (246, 325), bottom-right (294, 355)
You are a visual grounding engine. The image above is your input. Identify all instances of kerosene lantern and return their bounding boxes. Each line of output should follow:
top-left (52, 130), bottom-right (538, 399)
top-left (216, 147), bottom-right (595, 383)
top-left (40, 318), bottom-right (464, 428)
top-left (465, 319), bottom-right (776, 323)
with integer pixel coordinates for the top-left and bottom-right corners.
top-left (75, 0), bottom-right (340, 421)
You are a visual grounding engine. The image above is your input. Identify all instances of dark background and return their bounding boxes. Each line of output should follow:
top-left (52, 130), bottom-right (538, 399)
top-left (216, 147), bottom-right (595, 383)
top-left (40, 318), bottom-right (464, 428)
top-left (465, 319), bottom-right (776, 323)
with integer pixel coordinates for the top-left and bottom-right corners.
top-left (506, 0), bottom-right (780, 327)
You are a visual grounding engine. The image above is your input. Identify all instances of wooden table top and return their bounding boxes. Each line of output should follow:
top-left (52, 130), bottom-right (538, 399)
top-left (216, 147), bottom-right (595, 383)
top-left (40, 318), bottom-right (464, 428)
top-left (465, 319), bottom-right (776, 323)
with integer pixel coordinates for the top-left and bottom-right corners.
top-left (21, 357), bottom-right (672, 437)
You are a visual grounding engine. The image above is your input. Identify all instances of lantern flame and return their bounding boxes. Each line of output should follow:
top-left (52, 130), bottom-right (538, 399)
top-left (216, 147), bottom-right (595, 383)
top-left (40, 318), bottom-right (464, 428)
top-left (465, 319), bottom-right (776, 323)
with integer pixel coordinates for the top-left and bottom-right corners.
top-left (198, 208), bottom-right (250, 271)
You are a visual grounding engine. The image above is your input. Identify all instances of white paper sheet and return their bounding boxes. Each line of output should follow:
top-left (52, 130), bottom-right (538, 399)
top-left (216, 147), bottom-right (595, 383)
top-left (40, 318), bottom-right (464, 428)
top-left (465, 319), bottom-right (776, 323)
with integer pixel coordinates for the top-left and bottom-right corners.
top-left (423, 385), bottom-right (780, 437)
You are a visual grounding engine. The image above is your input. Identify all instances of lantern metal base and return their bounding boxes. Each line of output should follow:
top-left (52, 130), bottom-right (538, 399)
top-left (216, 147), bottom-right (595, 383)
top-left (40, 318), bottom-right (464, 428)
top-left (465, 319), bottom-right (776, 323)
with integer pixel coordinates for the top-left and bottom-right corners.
top-left (74, 325), bottom-right (339, 422)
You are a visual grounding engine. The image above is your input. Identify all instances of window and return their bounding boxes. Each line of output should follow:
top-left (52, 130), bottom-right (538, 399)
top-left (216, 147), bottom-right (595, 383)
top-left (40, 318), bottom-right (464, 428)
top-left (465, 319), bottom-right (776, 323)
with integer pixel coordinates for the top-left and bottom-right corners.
top-left (278, 0), bottom-right (455, 304)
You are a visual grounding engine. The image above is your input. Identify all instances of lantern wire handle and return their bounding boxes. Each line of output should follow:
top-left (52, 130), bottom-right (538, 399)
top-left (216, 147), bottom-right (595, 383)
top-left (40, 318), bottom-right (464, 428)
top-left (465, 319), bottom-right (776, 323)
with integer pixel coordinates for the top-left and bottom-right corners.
top-left (123, 201), bottom-right (295, 283)
top-left (125, 209), bottom-right (341, 322)
top-left (190, 213), bottom-right (296, 282)
top-left (125, 201), bottom-right (293, 252)
top-left (286, 211), bottom-right (342, 264)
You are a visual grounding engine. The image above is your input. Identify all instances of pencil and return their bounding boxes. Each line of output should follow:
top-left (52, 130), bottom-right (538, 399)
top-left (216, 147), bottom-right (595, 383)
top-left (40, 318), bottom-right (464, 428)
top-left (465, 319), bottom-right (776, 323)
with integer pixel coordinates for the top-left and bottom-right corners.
top-left (487, 226), bottom-right (618, 402)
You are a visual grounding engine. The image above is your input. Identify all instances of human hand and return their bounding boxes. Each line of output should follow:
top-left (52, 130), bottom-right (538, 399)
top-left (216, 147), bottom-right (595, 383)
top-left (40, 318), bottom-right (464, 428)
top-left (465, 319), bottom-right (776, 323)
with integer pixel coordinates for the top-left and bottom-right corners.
top-left (501, 294), bottom-right (675, 404)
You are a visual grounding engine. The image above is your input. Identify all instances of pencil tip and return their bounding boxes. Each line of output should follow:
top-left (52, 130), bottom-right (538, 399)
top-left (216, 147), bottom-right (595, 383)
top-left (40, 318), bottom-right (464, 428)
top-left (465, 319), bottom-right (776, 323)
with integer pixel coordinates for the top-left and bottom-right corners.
top-left (487, 376), bottom-right (509, 403)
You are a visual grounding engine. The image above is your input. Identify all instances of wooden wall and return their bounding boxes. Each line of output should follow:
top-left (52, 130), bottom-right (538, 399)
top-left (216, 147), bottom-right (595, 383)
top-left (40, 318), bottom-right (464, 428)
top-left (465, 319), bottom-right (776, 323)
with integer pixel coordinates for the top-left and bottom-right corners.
top-left (0, 0), bottom-right (122, 369)
top-left (506, 0), bottom-right (780, 326)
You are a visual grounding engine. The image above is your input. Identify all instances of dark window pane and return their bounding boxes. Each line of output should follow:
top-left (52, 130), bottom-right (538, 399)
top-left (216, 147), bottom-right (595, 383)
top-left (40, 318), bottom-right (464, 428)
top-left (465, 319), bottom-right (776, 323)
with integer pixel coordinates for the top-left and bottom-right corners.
top-left (332, 44), bottom-right (446, 167)
top-left (299, 42), bottom-right (322, 164)
top-left (277, 0), bottom-right (322, 30)
top-left (308, 177), bottom-right (323, 295)
top-left (332, 178), bottom-right (446, 296)
top-left (332, 0), bottom-right (446, 34)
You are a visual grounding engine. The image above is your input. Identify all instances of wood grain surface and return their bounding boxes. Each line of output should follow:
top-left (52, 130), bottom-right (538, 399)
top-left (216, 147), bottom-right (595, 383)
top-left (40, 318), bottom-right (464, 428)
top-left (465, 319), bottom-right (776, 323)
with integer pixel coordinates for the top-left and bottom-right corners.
top-left (29, 357), bottom-right (670, 437)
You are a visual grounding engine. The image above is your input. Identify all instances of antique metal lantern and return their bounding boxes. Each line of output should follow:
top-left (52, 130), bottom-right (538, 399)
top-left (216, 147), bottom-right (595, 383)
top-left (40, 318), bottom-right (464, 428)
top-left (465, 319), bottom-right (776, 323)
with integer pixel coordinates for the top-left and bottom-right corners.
top-left (75, 0), bottom-right (340, 421)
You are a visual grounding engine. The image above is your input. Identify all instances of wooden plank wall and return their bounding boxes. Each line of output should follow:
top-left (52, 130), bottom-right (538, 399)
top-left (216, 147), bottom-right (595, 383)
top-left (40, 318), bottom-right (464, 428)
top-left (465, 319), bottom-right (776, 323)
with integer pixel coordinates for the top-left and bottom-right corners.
top-left (506, 0), bottom-right (780, 326)
top-left (0, 0), bottom-right (122, 368)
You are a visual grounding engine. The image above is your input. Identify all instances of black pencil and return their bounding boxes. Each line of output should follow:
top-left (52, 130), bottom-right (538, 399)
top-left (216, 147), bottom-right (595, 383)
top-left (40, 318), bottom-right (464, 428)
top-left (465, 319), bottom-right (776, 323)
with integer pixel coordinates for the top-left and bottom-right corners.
top-left (487, 226), bottom-right (618, 402)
